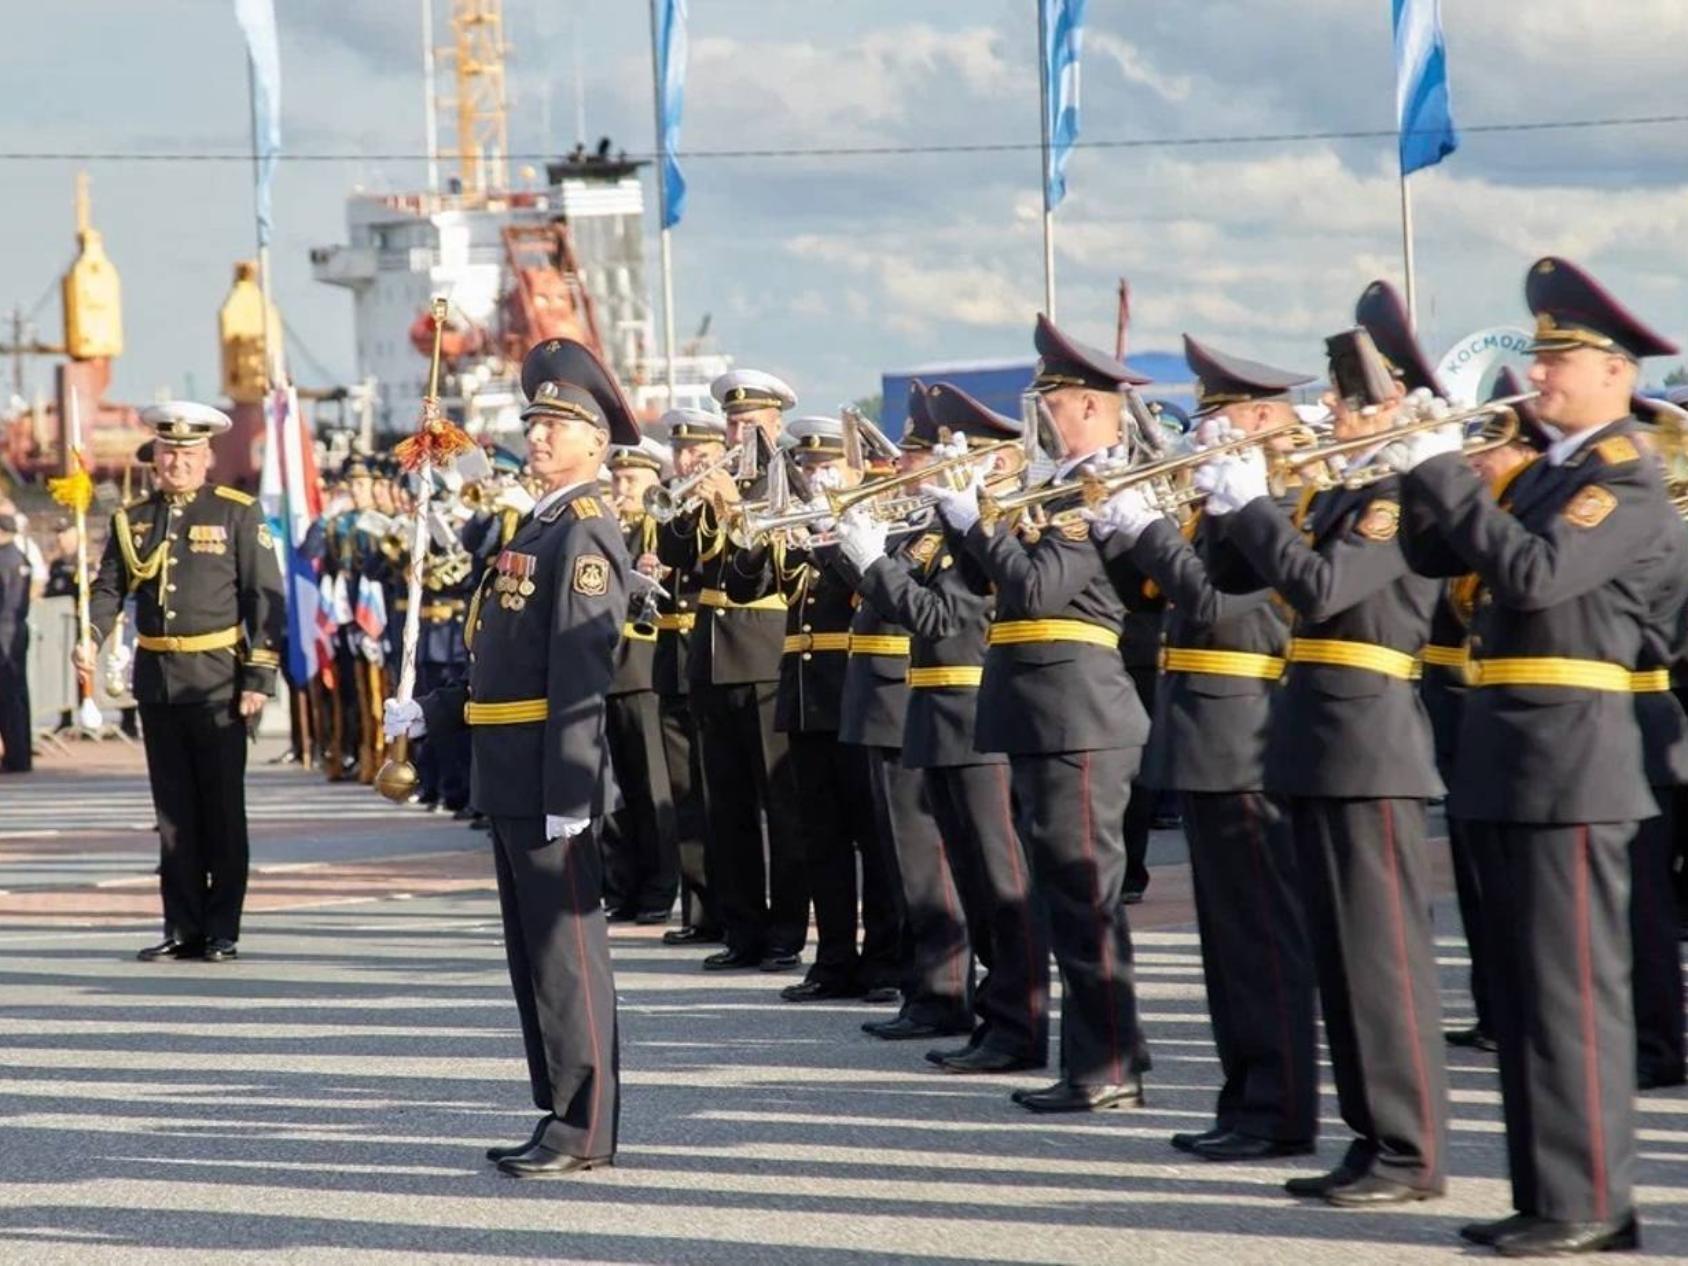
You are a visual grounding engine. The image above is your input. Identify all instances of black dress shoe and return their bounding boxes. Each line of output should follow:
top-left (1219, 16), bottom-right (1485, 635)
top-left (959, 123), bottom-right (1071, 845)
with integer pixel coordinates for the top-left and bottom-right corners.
top-left (938, 1047), bottom-right (1043, 1074)
top-left (702, 948), bottom-right (763, 971)
top-left (451, 807), bottom-right (477, 821)
top-left (1122, 889), bottom-right (1146, 906)
top-left (1190, 1131), bottom-right (1316, 1162)
top-left (864, 1016), bottom-right (969, 1041)
top-left (861, 985), bottom-right (902, 1005)
top-left (1494, 1213), bottom-right (1638, 1257)
top-left (1459, 1213), bottom-right (1542, 1247)
top-left (1445, 1024), bottom-right (1499, 1052)
top-left (1171, 1127), bottom-right (1229, 1154)
top-left (1285, 1165), bottom-right (1359, 1197)
top-left (662, 926), bottom-right (723, 946)
top-left (780, 978), bottom-right (863, 1002)
top-left (925, 1044), bottom-right (974, 1066)
top-left (137, 937), bottom-right (203, 962)
top-left (758, 951), bottom-right (802, 972)
top-left (633, 909), bottom-right (671, 926)
top-left (495, 1144), bottom-right (613, 1179)
top-left (202, 938), bottom-right (239, 963)
top-left (485, 1114), bottom-right (555, 1162)
top-left (1011, 1078), bottom-right (1144, 1113)
top-left (1322, 1173), bottom-right (1440, 1207)
top-left (604, 907), bottom-right (639, 923)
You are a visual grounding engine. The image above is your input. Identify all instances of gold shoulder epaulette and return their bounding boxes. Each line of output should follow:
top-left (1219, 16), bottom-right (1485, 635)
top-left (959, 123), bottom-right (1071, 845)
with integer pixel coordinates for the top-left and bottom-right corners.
top-left (214, 485), bottom-right (257, 506)
top-left (571, 495), bottom-right (605, 520)
top-left (121, 493), bottom-right (152, 512)
top-left (1594, 436), bottom-right (1640, 466)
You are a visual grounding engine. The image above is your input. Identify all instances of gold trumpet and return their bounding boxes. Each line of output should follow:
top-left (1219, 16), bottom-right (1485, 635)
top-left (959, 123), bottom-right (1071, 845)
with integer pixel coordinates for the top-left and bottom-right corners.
top-left (1284, 393), bottom-right (1535, 491)
top-left (644, 430), bottom-right (761, 523)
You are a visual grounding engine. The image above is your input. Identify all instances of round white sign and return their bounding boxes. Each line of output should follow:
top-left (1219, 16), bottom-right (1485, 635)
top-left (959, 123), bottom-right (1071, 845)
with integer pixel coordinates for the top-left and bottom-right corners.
top-left (1435, 326), bottom-right (1533, 407)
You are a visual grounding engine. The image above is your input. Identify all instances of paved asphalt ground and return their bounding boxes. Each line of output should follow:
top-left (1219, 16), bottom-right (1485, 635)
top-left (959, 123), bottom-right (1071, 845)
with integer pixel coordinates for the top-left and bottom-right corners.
top-left (2, 737), bottom-right (1685, 1264)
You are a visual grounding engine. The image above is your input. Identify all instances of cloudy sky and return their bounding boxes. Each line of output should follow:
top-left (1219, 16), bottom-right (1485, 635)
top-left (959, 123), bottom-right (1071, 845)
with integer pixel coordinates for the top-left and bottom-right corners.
top-left (3, 0), bottom-right (1686, 416)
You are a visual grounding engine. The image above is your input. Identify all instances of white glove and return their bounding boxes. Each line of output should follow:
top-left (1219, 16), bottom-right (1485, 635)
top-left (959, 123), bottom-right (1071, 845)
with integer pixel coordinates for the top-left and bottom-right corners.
top-left (1195, 448), bottom-right (1269, 515)
top-left (931, 433), bottom-right (970, 463)
top-left (809, 465), bottom-right (845, 492)
top-left (1401, 387), bottom-right (1453, 422)
top-left (835, 507), bottom-right (889, 571)
top-left (924, 480), bottom-right (981, 532)
top-left (1088, 484), bottom-right (1164, 544)
top-left (383, 698), bottom-right (426, 740)
top-left (545, 815), bottom-right (591, 841)
top-left (1381, 423), bottom-right (1462, 473)
top-left (492, 483), bottom-right (536, 516)
top-left (1193, 416), bottom-right (1240, 450)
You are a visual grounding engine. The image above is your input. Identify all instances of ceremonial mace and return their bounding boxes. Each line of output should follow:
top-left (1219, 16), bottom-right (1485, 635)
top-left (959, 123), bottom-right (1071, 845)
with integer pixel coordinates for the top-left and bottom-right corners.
top-left (47, 388), bottom-right (103, 731)
top-left (375, 297), bottom-right (475, 802)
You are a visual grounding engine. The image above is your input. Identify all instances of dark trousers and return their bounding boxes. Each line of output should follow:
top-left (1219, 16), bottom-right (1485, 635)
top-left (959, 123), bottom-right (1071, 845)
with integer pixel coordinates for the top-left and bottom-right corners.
top-left (786, 734), bottom-right (901, 987)
top-left (1184, 790), bottom-right (1318, 1142)
top-left (0, 648), bottom-right (31, 772)
top-left (856, 747), bottom-right (914, 991)
top-left (927, 762), bottom-right (1048, 1058)
top-left (693, 680), bottom-right (805, 957)
top-left (1010, 747), bottom-right (1145, 1085)
top-left (1471, 820), bottom-right (1635, 1223)
top-left (1633, 809), bottom-right (1685, 1085)
top-left (1292, 797), bottom-right (1448, 1190)
top-left (1121, 664), bottom-right (1157, 895)
top-left (138, 701), bottom-right (252, 942)
top-left (1446, 815), bottom-right (1494, 1036)
top-left (876, 752), bottom-right (970, 1027)
top-left (489, 816), bottom-right (619, 1160)
top-left (602, 689), bottom-right (680, 915)
top-left (415, 661), bottom-right (470, 810)
top-left (660, 694), bottom-right (717, 931)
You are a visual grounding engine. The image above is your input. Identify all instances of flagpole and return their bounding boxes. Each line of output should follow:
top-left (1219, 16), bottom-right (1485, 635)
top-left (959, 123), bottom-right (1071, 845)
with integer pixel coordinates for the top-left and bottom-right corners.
top-left (1399, 167), bottom-right (1418, 331)
top-left (421, 0), bottom-right (440, 196)
top-left (1036, 0), bottom-right (1056, 320)
top-left (649, 0), bottom-right (678, 409)
top-left (247, 53), bottom-right (280, 391)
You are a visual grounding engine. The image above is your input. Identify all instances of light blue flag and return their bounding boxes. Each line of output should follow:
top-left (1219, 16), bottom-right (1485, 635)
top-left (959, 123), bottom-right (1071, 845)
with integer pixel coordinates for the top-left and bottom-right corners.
top-left (233, 0), bottom-right (282, 246)
top-left (656, 0), bottom-right (688, 229)
top-left (1040, 0), bottom-right (1088, 209)
top-left (1393, 0), bottom-right (1458, 175)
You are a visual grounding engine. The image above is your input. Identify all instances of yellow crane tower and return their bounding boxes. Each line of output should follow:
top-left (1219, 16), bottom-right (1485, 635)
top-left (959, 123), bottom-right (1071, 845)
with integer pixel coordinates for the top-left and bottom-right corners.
top-left (62, 172), bottom-right (122, 360)
top-left (439, 0), bottom-right (509, 198)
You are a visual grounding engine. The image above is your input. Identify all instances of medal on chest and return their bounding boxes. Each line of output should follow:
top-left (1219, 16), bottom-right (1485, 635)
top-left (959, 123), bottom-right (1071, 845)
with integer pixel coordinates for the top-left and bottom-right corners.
top-left (494, 550), bottom-right (538, 610)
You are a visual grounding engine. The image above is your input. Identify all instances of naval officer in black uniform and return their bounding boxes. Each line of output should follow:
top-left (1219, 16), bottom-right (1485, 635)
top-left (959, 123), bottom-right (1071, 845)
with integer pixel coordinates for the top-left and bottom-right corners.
top-left (1092, 337), bottom-right (1319, 1162)
top-left (925, 316), bottom-right (1155, 1113)
top-left (0, 513), bottom-right (34, 773)
top-left (1195, 288), bottom-right (1449, 1207)
top-left (1395, 259), bottom-right (1679, 1253)
top-left (84, 403), bottom-right (285, 962)
top-left (388, 338), bottom-right (635, 1178)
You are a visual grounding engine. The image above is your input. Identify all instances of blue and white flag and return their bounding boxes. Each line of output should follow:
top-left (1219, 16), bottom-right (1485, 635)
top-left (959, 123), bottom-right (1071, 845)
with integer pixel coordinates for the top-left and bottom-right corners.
top-left (655, 0), bottom-right (688, 229)
top-left (1040, 0), bottom-right (1088, 209)
top-left (1393, 0), bottom-right (1458, 176)
top-left (233, 0), bottom-right (283, 245)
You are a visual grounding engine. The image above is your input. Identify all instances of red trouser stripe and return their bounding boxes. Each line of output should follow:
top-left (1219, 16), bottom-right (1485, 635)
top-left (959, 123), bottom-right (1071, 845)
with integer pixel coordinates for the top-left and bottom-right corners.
top-left (1241, 794), bottom-right (1297, 1133)
top-left (1078, 753), bottom-right (1125, 1085)
top-left (564, 836), bottom-right (607, 1159)
top-left (1380, 801), bottom-right (1436, 1180)
top-left (1574, 825), bottom-right (1610, 1220)
top-left (995, 764), bottom-right (1043, 1027)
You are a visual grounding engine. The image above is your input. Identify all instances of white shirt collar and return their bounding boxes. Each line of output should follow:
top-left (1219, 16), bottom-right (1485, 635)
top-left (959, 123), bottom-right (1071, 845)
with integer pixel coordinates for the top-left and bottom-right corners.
top-left (531, 479), bottom-right (590, 519)
top-left (1541, 421), bottom-right (1614, 468)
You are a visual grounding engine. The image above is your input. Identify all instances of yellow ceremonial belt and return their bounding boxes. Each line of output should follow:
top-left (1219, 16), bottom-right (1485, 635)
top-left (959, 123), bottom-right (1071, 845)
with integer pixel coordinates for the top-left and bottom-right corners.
top-left (987, 618), bottom-right (1119, 650)
top-left (699, 587), bottom-right (787, 611)
top-left (1632, 669), bottom-right (1671, 693)
top-left (1284, 637), bottom-right (1419, 680)
top-left (1468, 657), bottom-right (1640, 693)
top-left (1159, 647), bottom-right (1285, 680)
top-left (907, 666), bottom-right (984, 688)
top-left (783, 632), bottom-right (853, 654)
top-left (464, 698), bottom-right (548, 725)
top-left (135, 626), bottom-right (240, 653)
top-left (656, 613), bottom-right (696, 632)
top-left (849, 634), bottom-right (911, 656)
top-left (621, 624), bottom-right (658, 643)
top-left (419, 602), bottom-right (466, 620)
top-left (1419, 643), bottom-right (1470, 668)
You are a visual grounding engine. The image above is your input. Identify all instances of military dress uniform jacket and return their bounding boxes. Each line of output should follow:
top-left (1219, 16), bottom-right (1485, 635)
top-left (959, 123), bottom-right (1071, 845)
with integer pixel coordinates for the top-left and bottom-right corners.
top-left (657, 500), bottom-right (784, 687)
top-left (653, 549), bottom-right (703, 698)
top-left (1418, 590), bottom-right (1471, 784)
top-left (89, 486), bottom-right (284, 705)
top-left (854, 528), bottom-right (1004, 769)
top-left (1213, 477), bottom-right (1442, 800)
top-left (1634, 535), bottom-right (1688, 790)
top-left (1122, 514), bottom-right (1290, 793)
top-left (1402, 420), bottom-right (1675, 822)
top-left (961, 505), bottom-right (1152, 756)
top-left (726, 539), bottom-right (853, 734)
top-left (419, 487), bottom-right (629, 820)
top-left (610, 518), bottom-right (658, 698)
top-left (833, 538), bottom-right (916, 750)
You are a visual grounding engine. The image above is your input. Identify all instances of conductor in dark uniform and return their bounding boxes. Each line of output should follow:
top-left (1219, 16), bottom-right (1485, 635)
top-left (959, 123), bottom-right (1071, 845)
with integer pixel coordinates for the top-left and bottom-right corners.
top-left (1092, 336), bottom-right (1319, 1162)
top-left (1393, 257), bottom-right (1677, 1255)
top-left (388, 338), bottom-right (635, 1178)
top-left (84, 403), bottom-right (285, 961)
top-left (1195, 286), bottom-right (1449, 1206)
top-left (0, 513), bottom-right (33, 773)
top-left (925, 316), bottom-right (1155, 1113)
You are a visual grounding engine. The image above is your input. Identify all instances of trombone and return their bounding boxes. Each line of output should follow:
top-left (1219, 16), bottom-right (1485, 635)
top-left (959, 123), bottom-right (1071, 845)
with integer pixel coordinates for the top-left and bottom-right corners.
top-left (1281, 392), bottom-right (1535, 490)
